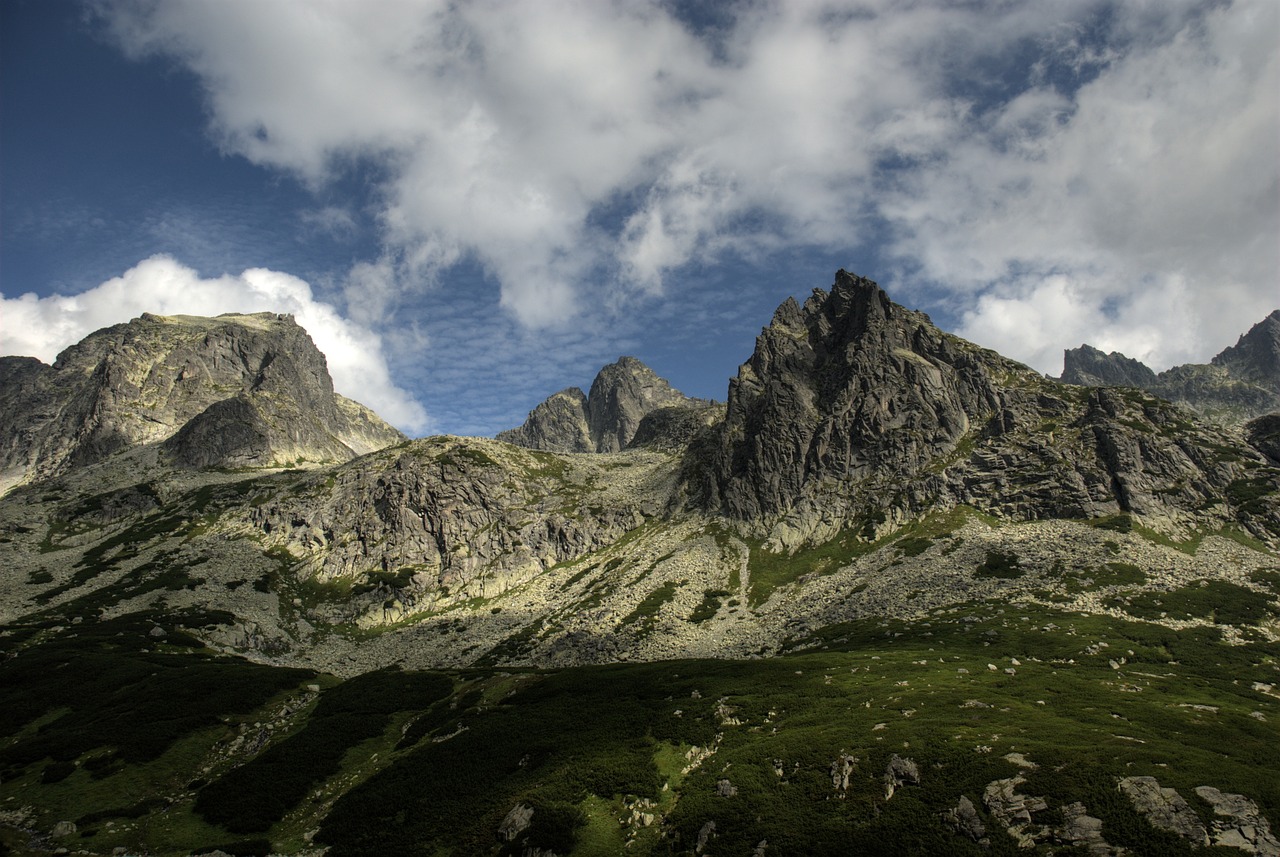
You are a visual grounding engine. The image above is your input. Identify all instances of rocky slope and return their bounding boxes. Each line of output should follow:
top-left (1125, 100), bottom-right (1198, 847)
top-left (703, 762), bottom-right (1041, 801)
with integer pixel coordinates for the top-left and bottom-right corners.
top-left (689, 271), bottom-right (1279, 552)
top-left (1, 272), bottom-right (1276, 676)
top-left (1061, 310), bottom-right (1280, 425)
top-left (0, 312), bottom-right (403, 494)
top-left (498, 356), bottom-right (711, 453)
top-left (3, 273), bottom-right (1278, 857)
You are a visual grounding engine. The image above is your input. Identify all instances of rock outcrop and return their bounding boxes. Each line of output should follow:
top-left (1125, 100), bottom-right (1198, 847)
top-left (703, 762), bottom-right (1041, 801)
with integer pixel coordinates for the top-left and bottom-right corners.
top-left (1061, 309), bottom-right (1280, 426)
top-left (1062, 344), bottom-right (1159, 389)
top-left (689, 271), bottom-right (1280, 549)
top-left (1195, 785), bottom-right (1280, 856)
top-left (0, 312), bottom-right (403, 493)
top-left (499, 357), bottom-right (708, 453)
top-left (246, 437), bottom-right (661, 624)
top-left (495, 387), bottom-right (593, 453)
top-left (1117, 776), bottom-right (1208, 845)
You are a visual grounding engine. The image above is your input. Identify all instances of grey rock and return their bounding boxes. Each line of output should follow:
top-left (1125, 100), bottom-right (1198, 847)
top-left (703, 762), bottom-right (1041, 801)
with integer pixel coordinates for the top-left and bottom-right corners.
top-left (883, 753), bottom-right (919, 799)
top-left (496, 388), bottom-right (591, 453)
top-left (1058, 801), bottom-right (1116, 856)
top-left (248, 438), bottom-right (646, 621)
top-left (830, 754), bottom-right (857, 792)
top-left (1063, 344), bottom-right (1159, 389)
top-left (1213, 310), bottom-right (1280, 392)
top-left (498, 802), bottom-right (534, 842)
top-left (499, 357), bottom-right (707, 453)
top-left (1246, 413), bottom-right (1280, 464)
top-left (716, 778), bottom-right (738, 797)
top-left (695, 819), bottom-right (717, 854)
top-left (0, 312), bottom-right (402, 493)
top-left (984, 775), bottom-right (1050, 848)
top-left (1061, 309), bottom-right (1280, 426)
top-left (51, 820), bottom-right (76, 838)
top-left (1117, 776), bottom-right (1208, 845)
top-left (628, 402), bottom-right (724, 452)
top-left (941, 795), bottom-right (986, 842)
top-left (687, 271), bottom-right (1279, 549)
top-left (1195, 785), bottom-right (1280, 856)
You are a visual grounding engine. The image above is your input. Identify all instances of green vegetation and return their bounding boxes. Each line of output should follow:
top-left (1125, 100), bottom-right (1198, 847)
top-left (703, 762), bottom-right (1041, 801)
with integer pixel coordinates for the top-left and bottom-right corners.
top-left (1110, 580), bottom-right (1278, 625)
top-left (4, 603), bottom-right (1279, 856)
top-left (0, 609), bottom-right (312, 797)
top-left (621, 580), bottom-right (683, 636)
top-left (195, 669), bottom-right (452, 833)
top-left (974, 550), bottom-right (1022, 579)
top-left (689, 588), bottom-right (731, 623)
top-left (747, 532), bottom-right (868, 606)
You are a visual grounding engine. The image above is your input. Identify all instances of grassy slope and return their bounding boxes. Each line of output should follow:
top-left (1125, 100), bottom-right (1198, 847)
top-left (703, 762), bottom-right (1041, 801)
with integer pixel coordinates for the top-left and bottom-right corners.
top-left (3, 599), bottom-right (1276, 857)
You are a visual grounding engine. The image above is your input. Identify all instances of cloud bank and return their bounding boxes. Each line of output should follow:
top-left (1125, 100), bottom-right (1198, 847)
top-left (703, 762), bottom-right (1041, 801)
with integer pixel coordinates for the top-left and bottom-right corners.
top-left (90, 0), bottom-right (1280, 376)
top-left (0, 255), bottom-right (429, 433)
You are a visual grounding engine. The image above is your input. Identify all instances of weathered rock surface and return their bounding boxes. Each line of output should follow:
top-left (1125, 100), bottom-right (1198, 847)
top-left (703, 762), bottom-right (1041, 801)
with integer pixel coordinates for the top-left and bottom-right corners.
top-left (829, 754), bottom-right (857, 794)
top-left (496, 387), bottom-right (592, 453)
top-left (1058, 801), bottom-right (1116, 856)
top-left (0, 312), bottom-right (402, 493)
top-left (983, 775), bottom-right (1050, 848)
top-left (1063, 344), bottom-right (1160, 389)
top-left (1215, 311), bottom-right (1280, 392)
top-left (2, 272), bottom-right (1277, 675)
top-left (689, 271), bottom-right (1280, 550)
top-left (1195, 785), bottom-right (1280, 856)
top-left (628, 402), bottom-right (723, 452)
top-left (941, 795), bottom-right (986, 843)
top-left (497, 803), bottom-right (533, 841)
top-left (245, 437), bottom-right (665, 624)
top-left (1247, 414), bottom-right (1280, 464)
top-left (499, 357), bottom-right (708, 453)
top-left (883, 754), bottom-right (919, 799)
top-left (1061, 309), bottom-right (1280, 426)
top-left (1117, 775), bottom-right (1208, 845)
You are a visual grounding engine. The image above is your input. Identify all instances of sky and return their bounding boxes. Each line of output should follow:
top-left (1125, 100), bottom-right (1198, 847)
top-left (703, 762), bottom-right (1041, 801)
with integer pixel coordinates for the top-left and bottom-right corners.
top-left (1, 0), bottom-right (1276, 438)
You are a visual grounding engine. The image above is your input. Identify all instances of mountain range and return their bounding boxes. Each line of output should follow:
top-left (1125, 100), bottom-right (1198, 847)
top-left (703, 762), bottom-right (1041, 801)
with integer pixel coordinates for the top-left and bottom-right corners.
top-left (1, 271), bottom-right (1277, 857)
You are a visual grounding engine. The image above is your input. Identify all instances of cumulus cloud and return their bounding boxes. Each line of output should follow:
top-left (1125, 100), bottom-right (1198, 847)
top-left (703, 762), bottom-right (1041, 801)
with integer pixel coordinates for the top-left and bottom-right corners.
top-left (0, 255), bottom-right (429, 433)
top-left (94, 0), bottom-right (1279, 376)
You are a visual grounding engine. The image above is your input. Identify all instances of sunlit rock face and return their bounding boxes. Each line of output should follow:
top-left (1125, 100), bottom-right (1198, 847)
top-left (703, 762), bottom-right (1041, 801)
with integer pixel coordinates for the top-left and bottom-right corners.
top-left (0, 312), bottom-right (402, 493)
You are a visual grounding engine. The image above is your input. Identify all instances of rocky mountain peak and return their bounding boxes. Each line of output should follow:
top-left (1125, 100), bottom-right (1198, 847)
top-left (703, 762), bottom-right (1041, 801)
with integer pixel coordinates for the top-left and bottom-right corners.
top-left (1059, 309), bottom-right (1280, 426)
top-left (1061, 344), bottom-right (1160, 389)
top-left (586, 356), bottom-right (698, 453)
top-left (697, 270), bottom-right (1009, 530)
top-left (0, 312), bottom-right (403, 493)
top-left (499, 356), bottom-right (705, 453)
top-left (1212, 309), bottom-right (1280, 392)
top-left (689, 271), bottom-right (1278, 551)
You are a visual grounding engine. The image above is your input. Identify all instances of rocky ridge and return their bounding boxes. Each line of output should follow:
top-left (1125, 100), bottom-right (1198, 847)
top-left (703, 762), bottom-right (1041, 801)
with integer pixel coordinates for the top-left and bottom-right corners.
top-left (1062, 310), bottom-right (1280, 426)
top-left (498, 356), bottom-right (712, 453)
top-left (1, 273), bottom-right (1277, 676)
top-left (0, 312), bottom-right (403, 494)
top-left (689, 271), bottom-right (1280, 552)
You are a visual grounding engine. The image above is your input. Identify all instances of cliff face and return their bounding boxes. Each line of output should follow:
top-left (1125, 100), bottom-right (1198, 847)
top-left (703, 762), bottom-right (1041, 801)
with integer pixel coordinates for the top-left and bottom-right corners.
top-left (498, 356), bottom-right (706, 453)
top-left (1062, 345), bottom-right (1159, 389)
top-left (0, 312), bottom-right (403, 492)
top-left (1060, 310), bottom-right (1280, 426)
top-left (2, 272), bottom-right (1276, 671)
top-left (690, 271), bottom-right (1278, 550)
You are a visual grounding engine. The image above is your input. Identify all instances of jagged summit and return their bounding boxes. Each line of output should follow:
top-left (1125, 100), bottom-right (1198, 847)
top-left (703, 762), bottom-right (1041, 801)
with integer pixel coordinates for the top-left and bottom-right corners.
top-left (1213, 309), bottom-right (1280, 391)
top-left (1059, 309), bottom-right (1280, 425)
top-left (1062, 344), bottom-right (1160, 389)
top-left (687, 270), bottom-right (1278, 550)
top-left (498, 355), bottom-right (711, 453)
top-left (0, 311), bottom-right (403, 493)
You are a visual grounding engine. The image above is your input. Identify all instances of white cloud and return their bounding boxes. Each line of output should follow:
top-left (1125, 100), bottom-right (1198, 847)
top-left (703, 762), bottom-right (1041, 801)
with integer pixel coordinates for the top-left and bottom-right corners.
top-left (0, 255), bottom-right (429, 433)
top-left (94, 0), bottom-right (1279, 377)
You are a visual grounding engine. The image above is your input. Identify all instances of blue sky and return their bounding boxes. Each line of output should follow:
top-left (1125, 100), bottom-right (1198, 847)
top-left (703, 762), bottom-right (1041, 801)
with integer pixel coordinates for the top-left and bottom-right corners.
top-left (2, 0), bottom-right (1276, 437)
